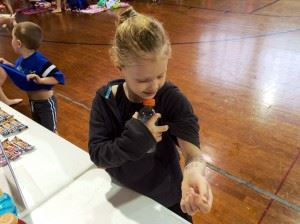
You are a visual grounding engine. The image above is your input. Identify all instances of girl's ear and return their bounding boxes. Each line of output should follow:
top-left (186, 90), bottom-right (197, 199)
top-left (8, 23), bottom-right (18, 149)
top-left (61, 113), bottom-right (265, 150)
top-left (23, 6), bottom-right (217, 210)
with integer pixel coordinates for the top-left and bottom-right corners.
top-left (118, 66), bottom-right (126, 79)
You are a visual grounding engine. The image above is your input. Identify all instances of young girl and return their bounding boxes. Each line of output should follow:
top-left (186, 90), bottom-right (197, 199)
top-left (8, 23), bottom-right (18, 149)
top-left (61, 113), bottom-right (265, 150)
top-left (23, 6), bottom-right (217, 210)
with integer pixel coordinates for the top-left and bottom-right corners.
top-left (88, 7), bottom-right (213, 223)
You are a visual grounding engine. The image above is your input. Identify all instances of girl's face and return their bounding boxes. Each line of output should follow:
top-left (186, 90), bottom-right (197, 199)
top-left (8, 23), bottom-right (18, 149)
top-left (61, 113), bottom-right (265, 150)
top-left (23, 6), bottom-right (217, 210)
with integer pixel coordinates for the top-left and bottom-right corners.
top-left (121, 56), bottom-right (168, 102)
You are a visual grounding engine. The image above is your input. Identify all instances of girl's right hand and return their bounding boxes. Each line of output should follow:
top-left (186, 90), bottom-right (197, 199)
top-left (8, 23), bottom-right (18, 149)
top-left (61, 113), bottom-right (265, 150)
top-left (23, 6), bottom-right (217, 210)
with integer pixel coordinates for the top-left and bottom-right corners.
top-left (132, 112), bottom-right (169, 142)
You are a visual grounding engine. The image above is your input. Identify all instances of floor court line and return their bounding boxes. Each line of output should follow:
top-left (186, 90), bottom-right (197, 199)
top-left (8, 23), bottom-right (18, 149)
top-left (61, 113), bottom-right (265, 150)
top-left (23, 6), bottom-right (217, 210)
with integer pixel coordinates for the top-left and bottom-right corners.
top-left (257, 149), bottom-right (300, 223)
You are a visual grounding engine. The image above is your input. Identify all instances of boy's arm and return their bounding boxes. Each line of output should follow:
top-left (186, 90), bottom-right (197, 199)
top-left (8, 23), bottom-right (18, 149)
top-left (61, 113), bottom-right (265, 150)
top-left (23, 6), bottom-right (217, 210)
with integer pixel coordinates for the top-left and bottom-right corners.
top-left (37, 60), bottom-right (65, 85)
top-left (27, 74), bottom-right (59, 85)
top-left (40, 77), bottom-right (59, 85)
top-left (0, 58), bottom-right (14, 66)
top-left (177, 138), bottom-right (213, 216)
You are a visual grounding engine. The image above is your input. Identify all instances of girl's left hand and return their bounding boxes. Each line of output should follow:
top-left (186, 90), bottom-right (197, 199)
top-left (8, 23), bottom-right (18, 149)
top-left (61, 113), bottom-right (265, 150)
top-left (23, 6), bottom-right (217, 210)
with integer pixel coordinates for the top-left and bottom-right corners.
top-left (27, 74), bottom-right (42, 84)
top-left (132, 112), bottom-right (169, 143)
top-left (180, 162), bottom-right (213, 215)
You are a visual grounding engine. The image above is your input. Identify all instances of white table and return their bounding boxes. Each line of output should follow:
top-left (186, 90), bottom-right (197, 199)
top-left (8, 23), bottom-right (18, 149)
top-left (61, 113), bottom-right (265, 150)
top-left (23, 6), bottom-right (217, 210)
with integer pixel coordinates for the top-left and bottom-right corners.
top-left (24, 169), bottom-right (190, 224)
top-left (0, 102), bottom-right (94, 216)
top-left (0, 102), bottom-right (190, 224)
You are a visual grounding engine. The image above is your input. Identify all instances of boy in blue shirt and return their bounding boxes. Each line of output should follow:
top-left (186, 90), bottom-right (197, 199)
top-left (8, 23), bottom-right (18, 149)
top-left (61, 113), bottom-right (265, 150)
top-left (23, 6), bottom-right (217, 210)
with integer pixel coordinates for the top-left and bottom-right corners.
top-left (0, 22), bottom-right (65, 132)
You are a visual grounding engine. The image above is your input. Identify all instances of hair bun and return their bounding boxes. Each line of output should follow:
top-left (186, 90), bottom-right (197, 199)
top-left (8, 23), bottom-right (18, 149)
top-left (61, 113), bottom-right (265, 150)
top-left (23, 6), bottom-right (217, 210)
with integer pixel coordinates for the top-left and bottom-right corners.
top-left (119, 7), bottom-right (138, 25)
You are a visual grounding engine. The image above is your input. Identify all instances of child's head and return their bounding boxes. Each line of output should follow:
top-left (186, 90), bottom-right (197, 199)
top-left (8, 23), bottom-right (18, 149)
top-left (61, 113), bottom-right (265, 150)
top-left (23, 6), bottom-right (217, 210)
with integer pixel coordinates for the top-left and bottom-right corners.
top-left (111, 7), bottom-right (171, 101)
top-left (11, 22), bottom-right (42, 53)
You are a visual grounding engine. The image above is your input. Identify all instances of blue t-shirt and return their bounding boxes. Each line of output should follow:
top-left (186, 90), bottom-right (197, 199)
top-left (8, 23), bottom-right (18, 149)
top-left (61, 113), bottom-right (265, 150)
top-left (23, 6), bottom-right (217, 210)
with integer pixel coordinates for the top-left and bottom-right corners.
top-left (0, 51), bottom-right (64, 91)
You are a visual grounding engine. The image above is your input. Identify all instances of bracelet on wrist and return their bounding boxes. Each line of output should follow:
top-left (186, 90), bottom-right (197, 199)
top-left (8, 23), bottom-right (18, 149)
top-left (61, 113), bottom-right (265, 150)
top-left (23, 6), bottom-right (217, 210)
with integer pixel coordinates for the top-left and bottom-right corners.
top-left (184, 159), bottom-right (207, 175)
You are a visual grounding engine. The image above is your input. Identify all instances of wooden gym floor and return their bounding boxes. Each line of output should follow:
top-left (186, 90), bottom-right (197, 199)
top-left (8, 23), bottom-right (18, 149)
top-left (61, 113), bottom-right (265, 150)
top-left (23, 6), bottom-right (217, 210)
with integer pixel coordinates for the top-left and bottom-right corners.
top-left (0, 0), bottom-right (299, 223)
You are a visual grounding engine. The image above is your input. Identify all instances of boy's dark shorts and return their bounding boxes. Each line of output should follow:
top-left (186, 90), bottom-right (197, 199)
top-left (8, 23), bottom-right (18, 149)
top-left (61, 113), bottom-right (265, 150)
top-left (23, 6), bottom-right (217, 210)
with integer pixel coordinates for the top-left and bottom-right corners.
top-left (29, 96), bottom-right (57, 132)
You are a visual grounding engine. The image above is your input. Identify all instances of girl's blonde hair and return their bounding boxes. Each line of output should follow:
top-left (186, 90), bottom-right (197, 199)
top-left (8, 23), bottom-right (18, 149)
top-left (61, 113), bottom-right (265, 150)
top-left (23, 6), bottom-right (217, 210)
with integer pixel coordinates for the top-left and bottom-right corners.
top-left (111, 7), bottom-right (171, 67)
